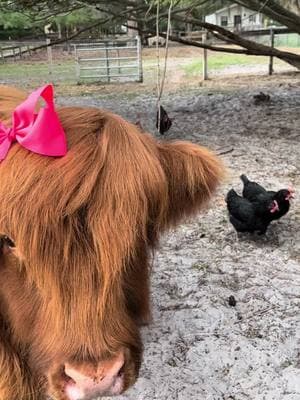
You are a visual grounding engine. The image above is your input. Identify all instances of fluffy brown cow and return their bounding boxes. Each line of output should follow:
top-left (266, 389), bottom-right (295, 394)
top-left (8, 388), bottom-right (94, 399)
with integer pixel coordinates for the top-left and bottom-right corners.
top-left (0, 85), bottom-right (223, 400)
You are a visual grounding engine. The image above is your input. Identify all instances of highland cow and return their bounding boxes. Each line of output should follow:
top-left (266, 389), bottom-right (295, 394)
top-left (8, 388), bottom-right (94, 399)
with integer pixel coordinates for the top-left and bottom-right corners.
top-left (0, 85), bottom-right (223, 400)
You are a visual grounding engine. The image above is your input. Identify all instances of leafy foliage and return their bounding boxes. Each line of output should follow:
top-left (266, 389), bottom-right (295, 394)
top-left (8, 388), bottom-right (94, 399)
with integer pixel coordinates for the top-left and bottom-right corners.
top-left (0, 12), bottom-right (32, 30)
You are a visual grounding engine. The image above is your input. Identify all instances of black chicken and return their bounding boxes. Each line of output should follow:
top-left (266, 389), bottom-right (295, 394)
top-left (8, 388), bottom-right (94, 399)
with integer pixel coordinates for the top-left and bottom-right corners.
top-left (226, 189), bottom-right (279, 234)
top-left (156, 105), bottom-right (172, 135)
top-left (253, 92), bottom-right (271, 105)
top-left (240, 174), bottom-right (294, 221)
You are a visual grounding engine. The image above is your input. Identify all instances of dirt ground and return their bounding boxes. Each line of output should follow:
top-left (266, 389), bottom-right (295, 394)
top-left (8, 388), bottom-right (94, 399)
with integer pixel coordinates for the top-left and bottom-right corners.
top-left (60, 73), bottom-right (300, 400)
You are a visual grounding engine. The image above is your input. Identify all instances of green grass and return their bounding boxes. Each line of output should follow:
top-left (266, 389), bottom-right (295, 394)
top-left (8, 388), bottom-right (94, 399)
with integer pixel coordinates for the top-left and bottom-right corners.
top-left (183, 54), bottom-right (269, 76)
top-left (0, 60), bottom-right (76, 83)
top-left (0, 60), bottom-right (141, 85)
top-left (191, 262), bottom-right (210, 271)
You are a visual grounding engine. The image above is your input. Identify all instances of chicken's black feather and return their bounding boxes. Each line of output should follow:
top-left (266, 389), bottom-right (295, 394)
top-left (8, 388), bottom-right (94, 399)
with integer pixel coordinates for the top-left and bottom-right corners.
top-left (226, 188), bottom-right (275, 234)
top-left (240, 175), bottom-right (293, 221)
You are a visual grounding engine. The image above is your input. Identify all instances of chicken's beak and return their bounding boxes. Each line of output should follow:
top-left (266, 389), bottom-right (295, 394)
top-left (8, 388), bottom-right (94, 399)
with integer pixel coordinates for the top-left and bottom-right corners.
top-left (286, 194), bottom-right (294, 200)
top-left (286, 187), bottom-right (295, 200)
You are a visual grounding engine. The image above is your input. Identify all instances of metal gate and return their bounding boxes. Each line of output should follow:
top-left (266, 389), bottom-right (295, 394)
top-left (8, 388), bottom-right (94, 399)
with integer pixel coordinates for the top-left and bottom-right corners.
top-left (74, 36), bottom-right (143, 83)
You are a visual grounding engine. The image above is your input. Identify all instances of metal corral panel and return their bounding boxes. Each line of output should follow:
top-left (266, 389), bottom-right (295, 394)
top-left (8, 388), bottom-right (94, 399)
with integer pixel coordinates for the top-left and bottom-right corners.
top-left (74, 37), bottom-right (143, 83)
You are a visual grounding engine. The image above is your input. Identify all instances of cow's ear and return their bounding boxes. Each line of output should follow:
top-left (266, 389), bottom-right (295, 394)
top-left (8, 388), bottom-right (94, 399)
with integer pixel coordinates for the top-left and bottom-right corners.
top-left (157, 140), bottom-right (224, 228)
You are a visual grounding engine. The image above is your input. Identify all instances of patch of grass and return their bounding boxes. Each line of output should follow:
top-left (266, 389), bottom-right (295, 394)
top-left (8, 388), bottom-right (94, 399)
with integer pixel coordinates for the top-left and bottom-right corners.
top-left (184, 59), bottom-right (203, 76)
top-left (183, 54), bottom-right (269, 76)
top-left (0, 60), bottom-right (76, 84)
top-left (191, 262), bottom-right (210, 271)
top-left (0, 60), bottom-right (144, 87)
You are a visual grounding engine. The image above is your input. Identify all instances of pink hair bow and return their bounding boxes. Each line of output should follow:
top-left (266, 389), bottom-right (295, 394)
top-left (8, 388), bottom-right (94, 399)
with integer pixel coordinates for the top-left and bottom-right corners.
top-left (0, 84), bottom-right (67, 161)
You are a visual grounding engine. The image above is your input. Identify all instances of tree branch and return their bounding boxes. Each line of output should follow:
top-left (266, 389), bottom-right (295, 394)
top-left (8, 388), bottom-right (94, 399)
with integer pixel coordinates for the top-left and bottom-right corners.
top-left (4, 0), bottom-right (300, 71)
top-left (234, 0), bottom-right (300, 33)
top-left (3, 3), bottom-right (140, 56)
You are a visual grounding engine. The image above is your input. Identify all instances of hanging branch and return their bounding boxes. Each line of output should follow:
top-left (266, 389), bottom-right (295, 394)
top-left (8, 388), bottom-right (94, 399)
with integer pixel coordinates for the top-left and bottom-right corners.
top-left (1, 5), bottom-right (140, 57)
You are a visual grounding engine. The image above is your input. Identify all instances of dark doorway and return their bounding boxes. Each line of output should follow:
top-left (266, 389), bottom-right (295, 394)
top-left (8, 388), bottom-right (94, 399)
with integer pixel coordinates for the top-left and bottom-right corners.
top-left (234, 15), bottom-right (242, 27)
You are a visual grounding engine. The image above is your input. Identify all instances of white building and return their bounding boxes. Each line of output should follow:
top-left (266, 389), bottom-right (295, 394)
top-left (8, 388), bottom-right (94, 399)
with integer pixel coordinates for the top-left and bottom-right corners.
top-left (205, 4), bottom-right (265, 31)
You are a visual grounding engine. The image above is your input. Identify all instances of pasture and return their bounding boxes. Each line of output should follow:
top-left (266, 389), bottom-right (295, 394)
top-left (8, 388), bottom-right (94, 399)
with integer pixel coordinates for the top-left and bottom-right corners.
top-left (1, 45), bottom-right (300, 399)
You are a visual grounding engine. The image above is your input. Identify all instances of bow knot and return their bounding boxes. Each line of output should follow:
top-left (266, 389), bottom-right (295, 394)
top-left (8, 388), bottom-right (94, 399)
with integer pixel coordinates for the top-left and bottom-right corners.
top-left (7, 127), bottom-right (15, 141)
top-left (0, 84), bottom-right (67, 161)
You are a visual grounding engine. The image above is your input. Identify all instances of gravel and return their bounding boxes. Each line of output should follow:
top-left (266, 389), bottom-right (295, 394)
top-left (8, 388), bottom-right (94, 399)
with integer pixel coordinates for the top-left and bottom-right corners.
top-left (60, 81), bottom-right (300, 400)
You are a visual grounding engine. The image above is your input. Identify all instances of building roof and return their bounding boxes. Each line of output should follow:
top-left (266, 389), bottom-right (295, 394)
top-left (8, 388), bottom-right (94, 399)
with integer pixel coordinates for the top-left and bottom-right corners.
top-left (209, 3), bottom-right (263, 16)
top-left (212, 4), bottom-right (240, 15)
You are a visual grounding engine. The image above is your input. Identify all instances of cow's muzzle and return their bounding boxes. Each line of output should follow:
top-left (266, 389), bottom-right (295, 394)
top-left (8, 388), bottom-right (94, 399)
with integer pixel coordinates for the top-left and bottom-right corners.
top-left (48, 350), bottom-right (128, 400)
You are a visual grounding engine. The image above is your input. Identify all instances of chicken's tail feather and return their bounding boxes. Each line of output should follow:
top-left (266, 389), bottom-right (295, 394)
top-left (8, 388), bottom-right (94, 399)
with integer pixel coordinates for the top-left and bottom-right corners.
top-left (240, 174), bottom-right (249, 185)
top-left (226, 188), bottom-right (238, 204)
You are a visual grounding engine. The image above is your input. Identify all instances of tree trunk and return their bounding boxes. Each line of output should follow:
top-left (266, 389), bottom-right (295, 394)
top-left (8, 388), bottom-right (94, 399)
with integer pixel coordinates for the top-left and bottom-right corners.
top-left (55, 20), bottom-right (62, 39)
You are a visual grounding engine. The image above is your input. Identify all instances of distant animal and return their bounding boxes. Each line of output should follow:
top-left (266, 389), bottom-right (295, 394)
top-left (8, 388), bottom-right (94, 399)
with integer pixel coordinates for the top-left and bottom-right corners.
top-left (240, 174), bottom-right (294, 221)
top-left (226, 188), bottom-right (279, 234)
top-left (253, 92), bottom-right (271, 105)
top-left (0, 84), bottom-right (224, 400)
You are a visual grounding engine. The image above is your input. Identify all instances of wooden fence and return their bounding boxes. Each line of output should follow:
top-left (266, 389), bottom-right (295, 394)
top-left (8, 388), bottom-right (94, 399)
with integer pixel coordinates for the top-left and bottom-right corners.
top-left (0, 43), bottom-right (38, 61)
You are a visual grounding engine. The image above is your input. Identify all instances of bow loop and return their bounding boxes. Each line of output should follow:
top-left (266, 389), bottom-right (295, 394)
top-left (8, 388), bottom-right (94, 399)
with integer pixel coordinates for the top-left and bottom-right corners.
top-left (0, 84), bottom-right (67, 161)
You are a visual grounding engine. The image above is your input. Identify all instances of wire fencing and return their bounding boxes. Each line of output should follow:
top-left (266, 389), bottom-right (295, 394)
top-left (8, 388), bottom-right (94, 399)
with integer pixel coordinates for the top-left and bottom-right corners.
top-left (0, 37), bottom-right (143, 85)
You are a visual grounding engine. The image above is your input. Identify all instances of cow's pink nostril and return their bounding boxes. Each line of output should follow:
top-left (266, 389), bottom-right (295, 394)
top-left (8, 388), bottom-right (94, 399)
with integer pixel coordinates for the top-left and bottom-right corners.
top-left (63, 352), bottom-right (125, 399)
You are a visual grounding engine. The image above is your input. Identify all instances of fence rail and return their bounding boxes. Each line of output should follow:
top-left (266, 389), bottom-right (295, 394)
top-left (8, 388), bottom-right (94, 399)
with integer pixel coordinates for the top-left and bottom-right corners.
top-left (0, 44), bottom-right (37, 61)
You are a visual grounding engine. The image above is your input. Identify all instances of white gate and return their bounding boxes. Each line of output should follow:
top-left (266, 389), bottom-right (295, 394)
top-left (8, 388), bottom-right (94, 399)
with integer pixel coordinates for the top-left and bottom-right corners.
top-left (74, 36), bottom-right (143, 83)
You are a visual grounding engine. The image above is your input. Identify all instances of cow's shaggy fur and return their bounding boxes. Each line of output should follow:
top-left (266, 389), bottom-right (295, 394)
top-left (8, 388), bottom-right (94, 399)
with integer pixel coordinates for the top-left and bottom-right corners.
top-left (0, 85), bottom-right (223, 399)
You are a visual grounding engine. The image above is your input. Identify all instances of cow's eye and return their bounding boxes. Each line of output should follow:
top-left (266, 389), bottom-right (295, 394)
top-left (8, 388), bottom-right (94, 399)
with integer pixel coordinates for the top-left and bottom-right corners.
top-left (2, 235), bottom-right (15, 248)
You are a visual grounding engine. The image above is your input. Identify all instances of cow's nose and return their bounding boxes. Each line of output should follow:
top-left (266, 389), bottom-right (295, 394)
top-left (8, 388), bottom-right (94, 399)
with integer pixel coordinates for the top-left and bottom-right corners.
top-left (63, 352), bottom-right (125, 400)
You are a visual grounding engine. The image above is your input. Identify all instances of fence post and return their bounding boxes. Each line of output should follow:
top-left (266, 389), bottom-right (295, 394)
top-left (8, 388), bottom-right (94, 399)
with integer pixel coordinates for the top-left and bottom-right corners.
top-left (269, 28), bottom-right (274, 76)
top-left (12, 47), bottom-right (16, 62)
top-left (74, 45), bottom-right (80, 84)
top-left (67, 41), bottom-right (72, 55)
top-left (202, 30), bottom-right (208, 80)
top-left (105, 42), bottom-right (110, 83)
top-left (117, 48), bottom-right (121, 75)
top-left (137, 35), bottom-right (143, 82)
top-left (0, 47), bottom-right (4, 63)
top-left (46, 38), bottom-right (53, 75)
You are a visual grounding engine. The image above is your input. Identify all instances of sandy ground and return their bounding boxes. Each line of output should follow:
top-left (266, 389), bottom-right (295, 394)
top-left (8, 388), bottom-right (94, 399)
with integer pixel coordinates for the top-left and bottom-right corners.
top-left (60, 76), bottom-right (300, 400)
